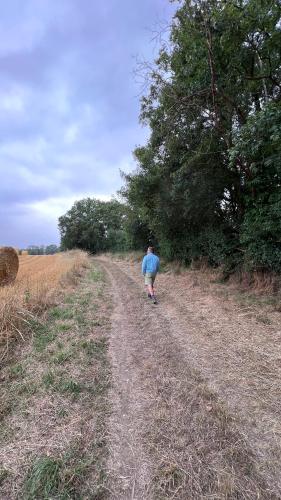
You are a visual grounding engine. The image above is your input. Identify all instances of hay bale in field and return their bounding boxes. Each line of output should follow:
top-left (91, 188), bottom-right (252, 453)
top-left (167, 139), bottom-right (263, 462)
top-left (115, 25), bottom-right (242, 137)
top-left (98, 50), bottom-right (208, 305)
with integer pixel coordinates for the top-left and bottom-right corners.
top-left (21, 250), bottom-right (28, 255)
top-left (0, 247), bottom-right (19, 286)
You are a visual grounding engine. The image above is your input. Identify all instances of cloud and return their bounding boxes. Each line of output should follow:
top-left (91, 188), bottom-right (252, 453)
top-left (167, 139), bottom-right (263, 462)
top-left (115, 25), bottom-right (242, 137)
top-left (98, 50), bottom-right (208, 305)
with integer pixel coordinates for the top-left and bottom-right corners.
top-left (0, 0), bottom-right (176, 247)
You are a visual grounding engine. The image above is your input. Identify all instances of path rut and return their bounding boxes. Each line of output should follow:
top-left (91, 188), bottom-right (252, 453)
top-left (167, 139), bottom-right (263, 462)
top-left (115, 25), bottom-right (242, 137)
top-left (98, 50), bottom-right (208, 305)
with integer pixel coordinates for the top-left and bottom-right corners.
top-left (98, 257), bottom-right (280, 499)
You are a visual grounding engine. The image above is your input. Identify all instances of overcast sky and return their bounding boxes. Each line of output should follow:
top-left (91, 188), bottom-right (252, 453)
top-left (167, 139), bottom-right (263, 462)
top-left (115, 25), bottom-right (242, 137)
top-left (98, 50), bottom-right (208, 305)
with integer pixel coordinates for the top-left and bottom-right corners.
top-left (0, 0), bottom-right (175, 248)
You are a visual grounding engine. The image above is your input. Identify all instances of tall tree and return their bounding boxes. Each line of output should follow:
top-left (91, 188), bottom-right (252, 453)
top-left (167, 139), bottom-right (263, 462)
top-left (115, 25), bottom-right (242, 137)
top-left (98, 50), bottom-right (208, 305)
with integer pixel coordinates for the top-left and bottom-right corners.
top-left (122, 0), bottom-right (281, 269)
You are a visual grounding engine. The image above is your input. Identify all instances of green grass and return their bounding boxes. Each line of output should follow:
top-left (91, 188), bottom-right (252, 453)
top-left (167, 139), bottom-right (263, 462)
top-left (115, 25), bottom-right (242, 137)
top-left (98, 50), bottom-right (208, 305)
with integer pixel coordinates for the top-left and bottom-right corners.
top-left (42, 371), bottom-right (56, 389)
top-left (89, 268), bottom-right (105, 282)
top-left (42, 371), bottom-right (82, 396)
top-left (23, 456), bottom-right (63, 500)
top-left (56, 323), bottom-right (72, 333)
top-left (4, 262), bottom-right (110, 498)
top-left (31, 320), bottom-right (56, 352)
top-left (78, 291), bottom-right (93, 306)
top-left (9, 363), bottom-right (25, 379)
top-left (58, 379), bottom-right (82, 395)
top-left (49, 307), bottom-right (74, 320)
top-left (79, 338), bottom-right (107, 358)
top-left (23, 446), bottom-right (107, 500)
top-left (52, 350), bottom-right (72, 365)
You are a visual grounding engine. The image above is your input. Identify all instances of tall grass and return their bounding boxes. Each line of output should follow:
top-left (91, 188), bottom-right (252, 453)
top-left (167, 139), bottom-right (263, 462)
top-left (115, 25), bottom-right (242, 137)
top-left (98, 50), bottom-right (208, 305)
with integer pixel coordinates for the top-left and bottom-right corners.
top-left (0, 251), bottom-right (90, 350)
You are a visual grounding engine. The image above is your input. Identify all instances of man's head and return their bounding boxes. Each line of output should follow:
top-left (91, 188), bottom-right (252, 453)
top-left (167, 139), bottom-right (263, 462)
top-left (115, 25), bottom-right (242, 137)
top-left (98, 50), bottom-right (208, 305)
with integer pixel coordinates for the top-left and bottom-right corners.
top-left (147, 246), bottom-right (154, 254)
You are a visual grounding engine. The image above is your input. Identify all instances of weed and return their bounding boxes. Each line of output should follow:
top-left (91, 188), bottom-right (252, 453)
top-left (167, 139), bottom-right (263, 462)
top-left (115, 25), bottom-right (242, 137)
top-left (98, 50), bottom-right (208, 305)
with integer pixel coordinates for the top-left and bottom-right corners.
top-left (42, 371), bottom-right (82, 396)
top-left (2, 261), bottom-right (110, 498)
top-left (23, 456), bottom-right (63, 499)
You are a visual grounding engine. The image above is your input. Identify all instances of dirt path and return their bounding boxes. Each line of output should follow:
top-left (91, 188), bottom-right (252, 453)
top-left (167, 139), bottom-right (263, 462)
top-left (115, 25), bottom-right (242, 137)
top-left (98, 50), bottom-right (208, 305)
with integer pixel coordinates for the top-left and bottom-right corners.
top-left (99, 257), bottom-right (281, 499)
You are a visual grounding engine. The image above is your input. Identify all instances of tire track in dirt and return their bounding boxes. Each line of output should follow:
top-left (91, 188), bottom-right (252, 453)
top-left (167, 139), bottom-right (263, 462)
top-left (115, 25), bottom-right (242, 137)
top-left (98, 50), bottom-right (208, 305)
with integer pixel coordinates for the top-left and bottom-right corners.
top-left (108, 257), bottom-right (281, 493)
top-left (98, 258), bottom-right (276, 499)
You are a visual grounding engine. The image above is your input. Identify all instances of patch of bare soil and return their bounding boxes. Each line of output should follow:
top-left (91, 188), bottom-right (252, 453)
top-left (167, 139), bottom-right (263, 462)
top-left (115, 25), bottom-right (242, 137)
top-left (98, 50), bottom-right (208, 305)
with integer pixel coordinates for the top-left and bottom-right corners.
top-left (99, 257), bottom-right (279, 499)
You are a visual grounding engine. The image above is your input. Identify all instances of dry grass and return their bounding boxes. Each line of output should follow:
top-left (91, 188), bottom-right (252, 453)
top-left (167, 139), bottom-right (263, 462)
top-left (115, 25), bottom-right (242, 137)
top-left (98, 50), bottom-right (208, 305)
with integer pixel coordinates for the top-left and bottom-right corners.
top-left (106, 250), bottom-right (144, 263)
top-left (104, 255), bottom-right (281, 497)
top-left (98, 257), bottom-right (276, 498)
top-left (0, 251), bottom-right (90, 350)
top-left (0, 262), bottom-right (111, 499)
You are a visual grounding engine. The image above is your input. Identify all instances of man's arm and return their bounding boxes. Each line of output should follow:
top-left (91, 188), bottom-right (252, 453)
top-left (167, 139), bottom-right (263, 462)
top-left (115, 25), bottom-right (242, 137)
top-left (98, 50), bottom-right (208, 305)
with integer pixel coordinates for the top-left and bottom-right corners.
top-left (156, 257), bottom-right (160, 272)
top-left (142, 256), bottom-right (147, 275)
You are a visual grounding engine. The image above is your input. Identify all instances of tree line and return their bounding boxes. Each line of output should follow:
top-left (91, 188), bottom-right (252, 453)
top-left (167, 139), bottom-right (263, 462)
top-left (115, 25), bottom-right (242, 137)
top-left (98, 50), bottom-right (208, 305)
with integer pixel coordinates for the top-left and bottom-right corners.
top-left (59, 0), bottom-right (281, 275)
top-left (20, 245), bottom-right (60, 255)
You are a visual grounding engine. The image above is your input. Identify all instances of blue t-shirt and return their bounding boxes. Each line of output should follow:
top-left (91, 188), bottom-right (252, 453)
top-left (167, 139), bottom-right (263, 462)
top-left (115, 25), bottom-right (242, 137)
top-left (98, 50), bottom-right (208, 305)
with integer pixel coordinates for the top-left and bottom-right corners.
top-left (142, 253), bottom-right (160, 274)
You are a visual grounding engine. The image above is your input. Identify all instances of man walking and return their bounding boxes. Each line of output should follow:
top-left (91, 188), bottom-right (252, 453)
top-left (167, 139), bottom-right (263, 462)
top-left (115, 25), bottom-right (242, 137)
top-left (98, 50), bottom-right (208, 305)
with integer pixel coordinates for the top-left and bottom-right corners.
top-left (142, 246), bottom-right (160, 304)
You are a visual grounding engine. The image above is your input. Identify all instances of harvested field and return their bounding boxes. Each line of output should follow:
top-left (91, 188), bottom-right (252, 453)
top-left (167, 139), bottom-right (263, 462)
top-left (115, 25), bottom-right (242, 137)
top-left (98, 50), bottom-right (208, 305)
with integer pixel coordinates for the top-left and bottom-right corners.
top-left (0, 251), bottom-right (90, 349)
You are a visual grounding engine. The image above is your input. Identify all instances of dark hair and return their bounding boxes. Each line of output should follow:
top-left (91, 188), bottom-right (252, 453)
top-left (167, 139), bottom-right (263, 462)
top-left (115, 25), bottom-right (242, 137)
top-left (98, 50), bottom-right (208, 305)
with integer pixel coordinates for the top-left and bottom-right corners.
top-left (148, 246), bottom-right (154, 253)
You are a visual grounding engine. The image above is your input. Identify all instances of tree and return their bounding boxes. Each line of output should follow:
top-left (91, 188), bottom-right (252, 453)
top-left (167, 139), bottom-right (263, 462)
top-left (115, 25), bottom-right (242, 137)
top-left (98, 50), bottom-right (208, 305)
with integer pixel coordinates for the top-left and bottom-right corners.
top-left (58, 198), bottom-right (128, 253)
top-left (121, 0), bottom-right (281, 269)
top-left (230, 103), bottom-right (281, 271)
top-left (45, 244), bottom-right (60, 255)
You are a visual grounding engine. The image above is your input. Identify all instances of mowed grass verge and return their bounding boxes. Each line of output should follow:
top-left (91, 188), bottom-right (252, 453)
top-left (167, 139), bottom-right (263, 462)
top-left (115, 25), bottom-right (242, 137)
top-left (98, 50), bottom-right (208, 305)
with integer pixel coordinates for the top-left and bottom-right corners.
top-left (0, 263), bottom-right (111, 499)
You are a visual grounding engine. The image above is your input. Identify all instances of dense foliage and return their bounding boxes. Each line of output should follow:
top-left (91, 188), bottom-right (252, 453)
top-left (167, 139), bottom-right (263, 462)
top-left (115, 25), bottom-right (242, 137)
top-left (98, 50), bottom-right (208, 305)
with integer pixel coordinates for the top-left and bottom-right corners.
top-left (120, 0), bottom-right (281, 272)
top-left (58, 198), bottom-right (129, 253)
top-left (59, 0), bottom-right (281, 271)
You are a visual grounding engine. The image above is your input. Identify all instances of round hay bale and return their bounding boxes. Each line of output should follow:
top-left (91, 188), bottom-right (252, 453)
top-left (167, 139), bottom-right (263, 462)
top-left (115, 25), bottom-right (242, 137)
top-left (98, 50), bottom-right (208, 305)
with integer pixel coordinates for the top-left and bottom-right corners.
top-left (0, 247), bottom-right (19, 286)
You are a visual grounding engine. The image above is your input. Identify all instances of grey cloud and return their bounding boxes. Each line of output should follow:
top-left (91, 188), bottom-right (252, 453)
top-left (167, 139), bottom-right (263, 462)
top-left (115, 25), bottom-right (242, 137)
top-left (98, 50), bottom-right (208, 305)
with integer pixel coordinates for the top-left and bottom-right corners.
top-left (0, 0), bottom-right (176, 246)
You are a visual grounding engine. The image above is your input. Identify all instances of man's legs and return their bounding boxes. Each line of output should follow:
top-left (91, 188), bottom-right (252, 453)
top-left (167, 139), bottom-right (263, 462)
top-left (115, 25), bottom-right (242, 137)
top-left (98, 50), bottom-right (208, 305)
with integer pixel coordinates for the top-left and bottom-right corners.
top-left (145, 274), bottom-right (157, 303)
top-left (150, 276), bottom-right (157, 303)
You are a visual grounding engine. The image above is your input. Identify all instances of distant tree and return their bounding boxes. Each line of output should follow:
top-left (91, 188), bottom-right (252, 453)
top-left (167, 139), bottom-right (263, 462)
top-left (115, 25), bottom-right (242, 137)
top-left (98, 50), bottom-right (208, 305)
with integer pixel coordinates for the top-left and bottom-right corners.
top-left (45, 244), bottom-right (60, 255)
top-left (58, 198), bottom-right (128, 253)
top-left (28, 245), bottom-right (41, 255)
